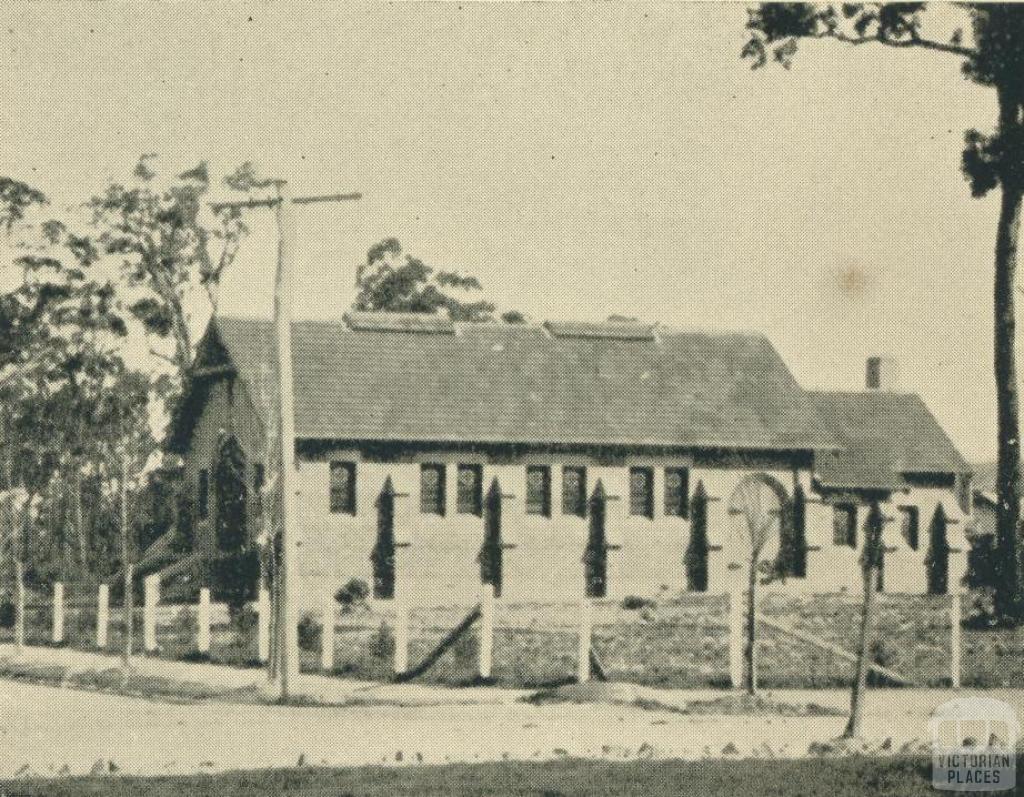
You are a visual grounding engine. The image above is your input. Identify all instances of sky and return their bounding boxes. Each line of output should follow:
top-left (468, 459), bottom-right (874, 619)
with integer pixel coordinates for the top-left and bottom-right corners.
top-left (0, 2), bottom-right (1004, 462)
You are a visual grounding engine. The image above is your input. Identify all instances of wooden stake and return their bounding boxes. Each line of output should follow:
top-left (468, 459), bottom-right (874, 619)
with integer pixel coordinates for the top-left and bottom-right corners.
top-left (951, 588), bottom-right (962, 689)
top-left (578, 597), bottom-right (592, 683)
top-left (257, 588), bottom-right (270, 663)
top-left (143, 574), bottom-right (159, 653)
top-left (479, 583), bottom-right (495, 679)
top-left (728, 580), bottom-right (744, 690)
top-left (197, 587), bottom-right (211, 654)
top-left (96, 584), bottom-right (109, 649)
top-left (394, 600), bottom-right (409, 676)
top-left (321, 594), bottom-right (335, 672)
top-left (52, 582), bottom-right (64, 645)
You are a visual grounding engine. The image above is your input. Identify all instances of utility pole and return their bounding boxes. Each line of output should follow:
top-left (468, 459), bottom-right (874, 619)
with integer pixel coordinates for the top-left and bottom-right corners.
top-left (212, 183), bottom-right (361, 700)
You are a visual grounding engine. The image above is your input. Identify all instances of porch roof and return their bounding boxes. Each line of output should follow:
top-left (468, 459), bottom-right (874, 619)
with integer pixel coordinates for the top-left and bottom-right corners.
top-left (809, 391), bottom-right (970, 491)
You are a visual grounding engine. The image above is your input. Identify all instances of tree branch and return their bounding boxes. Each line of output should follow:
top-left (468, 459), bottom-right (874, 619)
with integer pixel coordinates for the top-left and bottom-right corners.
top-left (818, 29), bottom-right (975, 59)
top-left (148, 348), bottom-right (177, 365)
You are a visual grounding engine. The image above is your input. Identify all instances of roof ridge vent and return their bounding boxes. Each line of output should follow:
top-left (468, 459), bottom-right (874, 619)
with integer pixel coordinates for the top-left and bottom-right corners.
top-left (543, 320), bottom-right (656, 341)
top-left (343, 311), bottom-right (455, 335)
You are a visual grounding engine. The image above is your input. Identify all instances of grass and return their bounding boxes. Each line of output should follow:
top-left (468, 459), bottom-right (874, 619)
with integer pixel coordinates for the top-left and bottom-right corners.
top-left (0, 755), bottom-right (999, 797)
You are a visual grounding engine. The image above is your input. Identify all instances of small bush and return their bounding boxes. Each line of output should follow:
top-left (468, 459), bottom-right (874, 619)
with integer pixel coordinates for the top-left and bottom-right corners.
top-left (368, 622), bottom-right (395, 661)
top-left (621, 595), bottom-right (656, 611)
top-left (209, 549), bottom-right (261, 616)
top-left (297, 612), bottom-right (321, 652)
top-left (0, 598), bottom-right (15, 629)
top-left (232, 605), bottom-right (259, 636)
top-left (334, 578), bottom-right (370, 613)
top-left (869, 637), bottom-right (898, 669)
top-left (70, 607), bottom-right (98, 642)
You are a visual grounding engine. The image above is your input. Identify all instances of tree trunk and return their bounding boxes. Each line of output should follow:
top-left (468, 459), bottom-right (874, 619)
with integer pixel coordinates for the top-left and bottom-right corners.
top-left (993, 177), bottom-right (1024, 622)
top-left (74, 465), bottom-right (87, 571)
top-left (845, 504), bottom-right (883, 739)
top-left (844, 559), bottom-right (879, 738)
top-left (13, 491), bottom-right (32, 654)
top-left (745, 555), bottom-right (758, 695)
top-left (13, 558), bottom-right (24, 654)
top-left (120, 461), bottom-right (133, 664)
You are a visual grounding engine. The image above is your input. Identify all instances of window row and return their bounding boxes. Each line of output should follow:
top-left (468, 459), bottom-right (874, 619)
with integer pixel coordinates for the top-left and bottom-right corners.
top-left (831, 503), bottom-right (920, 550)
top-left (326, 462), bottom-right (691, 519)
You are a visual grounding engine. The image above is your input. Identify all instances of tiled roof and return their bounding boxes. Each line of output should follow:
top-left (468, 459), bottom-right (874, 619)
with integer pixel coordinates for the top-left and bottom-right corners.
top-left (172, 315), bottom-right (839, 452)
top-left (808, 391), bottom-right (970, 490)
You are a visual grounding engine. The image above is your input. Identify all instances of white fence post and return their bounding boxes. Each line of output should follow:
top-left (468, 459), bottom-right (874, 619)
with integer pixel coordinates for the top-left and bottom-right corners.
top-left (257, 588), bottom-right (271, 663)
top-left (394, 600), bottom-right (409, 676)
top-left (951, 588), bottom-right (962, 689)
top-left (321, 595), bottom-right (335, 671)
top-left (197, 587), bottom-right (211, 654)
top-left (51, 582), bottom-right (64, 645)
top-left (479, 583), bottom-right (495, 680)
top-left (728, 580), bottom-right (744, 690)
top-left (578, 597), bottom-right (592, 683)
top-left (143, 574), bottom-right (159, 653)
top-left (96, 584), bottom-right (109, 649)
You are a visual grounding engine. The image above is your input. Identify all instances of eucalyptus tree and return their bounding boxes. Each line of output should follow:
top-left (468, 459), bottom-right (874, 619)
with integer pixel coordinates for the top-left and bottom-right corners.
top-left (744, 3), bottom-right (1024, 622)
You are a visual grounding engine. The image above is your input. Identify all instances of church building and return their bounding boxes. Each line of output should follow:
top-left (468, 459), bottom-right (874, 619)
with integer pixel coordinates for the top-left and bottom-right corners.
top-left (166, 313), bottom-right (971, 607)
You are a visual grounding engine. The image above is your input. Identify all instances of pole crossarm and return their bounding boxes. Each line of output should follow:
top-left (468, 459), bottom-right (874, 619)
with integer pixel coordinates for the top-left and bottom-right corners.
top-left (209, 192), bottom-right (363, 213)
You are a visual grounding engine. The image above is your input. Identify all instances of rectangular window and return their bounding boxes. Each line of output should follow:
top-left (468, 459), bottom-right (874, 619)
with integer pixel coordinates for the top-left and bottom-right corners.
top-left (833, 504), bottom-right (857, 548)
top-left (420, 463), bottom-right (446, 515)
top-left (198, 469), bottom-right (209, 520)
top-left (664, 467), bottom-right (690, 518)
top-left (562, 466), bottom-right (587, 517)
top-left (253, 463), bottom-right (265, 518)
top-left (629, 466), bottom-right (654, 518)
top-left (899, 505), bottom-right (919, 550)
top-left (329, 461), bottom-right (357, 514)
top-left (457, 464), bottom-right (483, 515)
top-left (526, 465), bottom-right (551, 517)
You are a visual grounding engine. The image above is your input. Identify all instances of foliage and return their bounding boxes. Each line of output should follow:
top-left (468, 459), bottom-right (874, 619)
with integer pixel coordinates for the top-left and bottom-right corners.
top-left (966, 531), bottom-right (999, 591)
top-left (208, 548), bottom-right (260, 615)
top-left (620, 595), bottom-right (656, 611)
top-left (774, 486), bottom-right (807, 580)
top-left (367, 621), bottom-right (395, 661)
top-left (925, 503), bottom-right (950, 595)
top-left (371, 478), bottom-right (396, 599)
top-left (0, 597), bottom-right (13, 628)
top-left (685, 481), bottom-right (709, 592)
top-left (87, 156), bottom-right (249, 377)
top-left (297, 611), bottom-right (321, 652)
top-left (1, 176), bottom-right (153, 586)
top-left (231, 604), bottom-right (259, 636)
top-left (334, 578), bottom-right (369, 612)
top-left (353, 238), bottom-right (523, 322)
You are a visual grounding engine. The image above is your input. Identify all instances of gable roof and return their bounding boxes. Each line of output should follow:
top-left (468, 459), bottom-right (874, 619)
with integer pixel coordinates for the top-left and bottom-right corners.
top-left (169, 314), bottom-right (838, 453)
top-left (808, 391), bottom-right (970, 490)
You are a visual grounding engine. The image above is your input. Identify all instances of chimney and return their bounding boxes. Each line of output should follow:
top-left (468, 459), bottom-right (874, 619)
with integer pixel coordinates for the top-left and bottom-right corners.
top-left (866, 356), bottom-right (899, 392)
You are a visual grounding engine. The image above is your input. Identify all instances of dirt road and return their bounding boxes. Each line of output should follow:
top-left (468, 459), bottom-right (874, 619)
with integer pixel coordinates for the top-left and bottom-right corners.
top-left (2, 680), bottom-right (1022, 778)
